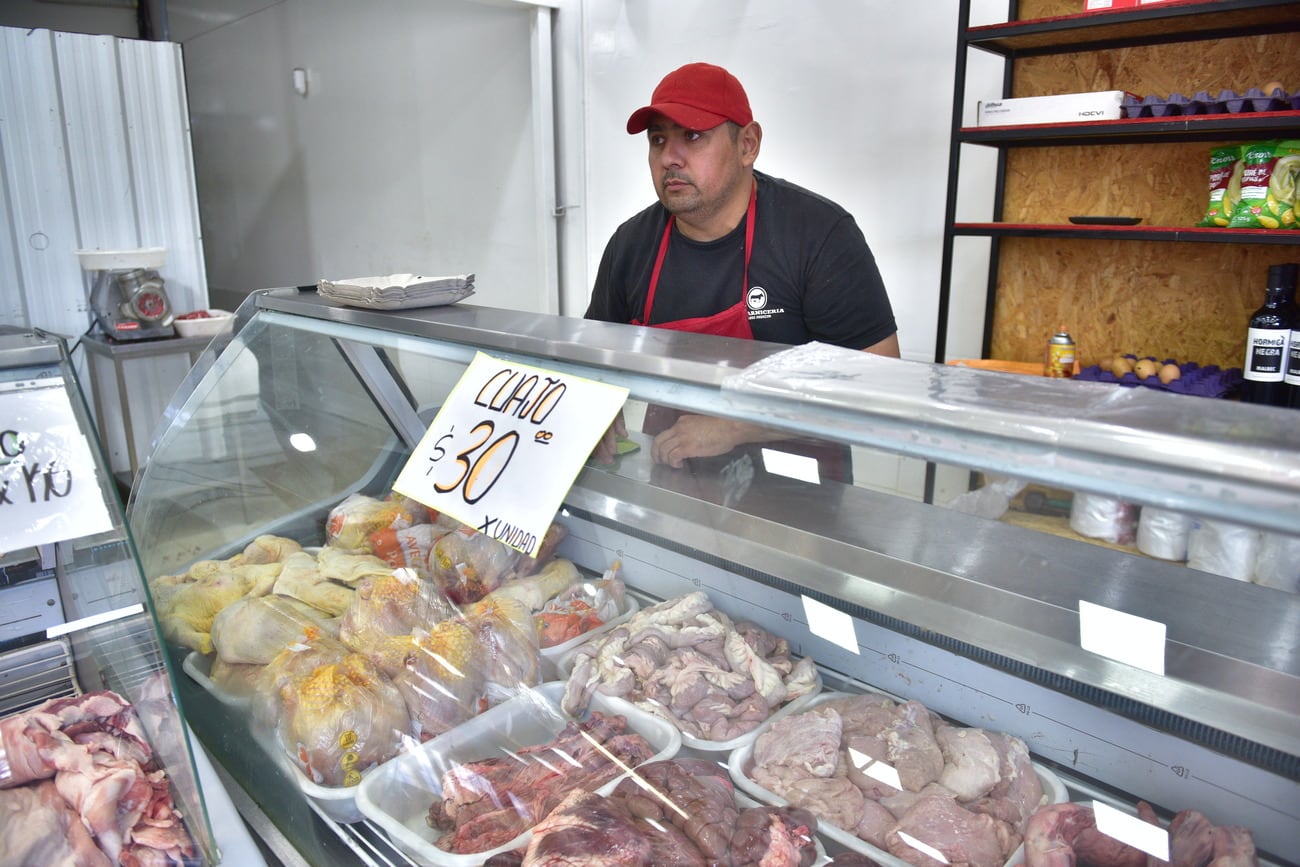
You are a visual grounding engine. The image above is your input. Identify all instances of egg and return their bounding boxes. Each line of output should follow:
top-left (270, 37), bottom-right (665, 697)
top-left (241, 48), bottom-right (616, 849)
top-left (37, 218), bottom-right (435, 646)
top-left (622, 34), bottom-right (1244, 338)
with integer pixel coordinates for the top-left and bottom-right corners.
top-left (1134, 358), bottom-right (1160, 380)
top-left (1159, 362), bottom-right (1182, 384)
top-left (1111, 354), bottom-right (1134, 377)
top-left (1261, 81), bottom-right (1285, 95)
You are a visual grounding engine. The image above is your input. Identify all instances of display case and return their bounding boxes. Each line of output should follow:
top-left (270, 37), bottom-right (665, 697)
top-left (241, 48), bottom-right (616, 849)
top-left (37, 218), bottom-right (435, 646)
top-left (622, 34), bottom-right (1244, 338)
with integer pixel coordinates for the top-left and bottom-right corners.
top-left (126, 289), bottom-right (1300, 865)
top-left (0, 326), bottom-right (215, 865)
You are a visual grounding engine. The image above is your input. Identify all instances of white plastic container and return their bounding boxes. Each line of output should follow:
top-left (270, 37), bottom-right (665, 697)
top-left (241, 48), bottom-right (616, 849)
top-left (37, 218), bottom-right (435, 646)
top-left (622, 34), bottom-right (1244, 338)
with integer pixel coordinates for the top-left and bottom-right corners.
top-left (356, 680), bottom-right (680, 865)
top-left (173, 309), bottom-right (235, 338)
top-left (539, 594), bottom-right (639, 681)
top-left (728, 690), bottom-right (1069, 867)
top-left (182, 651), bottom-right (253, 710)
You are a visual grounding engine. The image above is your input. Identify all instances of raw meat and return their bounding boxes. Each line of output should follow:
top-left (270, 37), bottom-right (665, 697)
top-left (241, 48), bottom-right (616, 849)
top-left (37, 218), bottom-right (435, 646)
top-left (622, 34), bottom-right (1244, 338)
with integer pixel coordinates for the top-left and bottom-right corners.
top-left (272, 551), bottom-right (355, 616)
top-left (520, 789), bottom-right (653, 866)
top-left (210, 594), bottom-right (337, 665)
top-left (394, 619), bottom-right (487, 740)
top-left (325, 492), bottom-right (428, 552)
top-left (465, 595), bottom-right (542, 704)
top-left (315, 545), bottom-right (399, 585)
top-left (236, 534), bottom-right (303, 564)
top-left (751, 705), bottom-right (842, 786)
top-left (1023, 802), bottom-right (1146, 867)
top-left (936, 723), bottom-right (1002, 801)
top-left (275, 652), bottom-right (410, 786)
top-left (886, 792), bottom-right (1018, 867)
top-left (430, 525), bottom-right (524, 603)
top-left (0, 780), bottom-right (111, 867)
top-left (1167, 809), bottom-right (1215, 866)
top-left (1209, 825), bottom-right (1259, 866)
top-left (561, 592), bottom-right (819, 741)
top-left (151, 560), bottom-right (283, 653)
top-left (427, 712), bottom-right (657, 854)
top-left (338, 571), bottom-right (454, 676)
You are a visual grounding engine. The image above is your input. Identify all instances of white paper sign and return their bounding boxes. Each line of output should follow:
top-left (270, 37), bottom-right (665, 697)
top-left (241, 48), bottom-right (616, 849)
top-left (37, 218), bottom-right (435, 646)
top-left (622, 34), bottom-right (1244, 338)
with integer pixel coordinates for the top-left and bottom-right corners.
top-left (0, 380), bottom-right (113, 554)
top-left (1078, 599), bottom-right (1166, 675)
top-left (392, 352), bottom-right (628, 557)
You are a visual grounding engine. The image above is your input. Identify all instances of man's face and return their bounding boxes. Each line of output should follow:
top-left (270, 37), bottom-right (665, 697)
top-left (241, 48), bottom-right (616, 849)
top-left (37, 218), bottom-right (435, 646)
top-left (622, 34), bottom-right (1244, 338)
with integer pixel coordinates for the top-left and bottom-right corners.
top-left (645, 119), bottom-right (749, 223)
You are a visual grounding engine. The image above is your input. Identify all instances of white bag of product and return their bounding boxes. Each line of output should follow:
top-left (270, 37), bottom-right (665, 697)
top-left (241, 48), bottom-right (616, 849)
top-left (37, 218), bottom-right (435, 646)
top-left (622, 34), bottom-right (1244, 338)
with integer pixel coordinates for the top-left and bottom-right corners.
top-left (1186, 519), bottom-right (1259, 582)
top-left (1253, 532), bottom-right (1300, 593)
top-left (1069, 492), bottom-right (1138, 545)
top-left (1136, 507), bottom-right (1192, 561)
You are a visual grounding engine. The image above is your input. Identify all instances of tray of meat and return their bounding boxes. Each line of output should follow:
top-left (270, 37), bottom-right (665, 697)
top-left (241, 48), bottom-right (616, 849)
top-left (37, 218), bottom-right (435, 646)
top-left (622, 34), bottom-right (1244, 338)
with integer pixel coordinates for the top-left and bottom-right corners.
top-left (355, 680), bottom-right (680, 865)
top-left (1022, 781), bottom-right (1273, 867)
top-left (729, 690), bottom-right (1068, 867)
top-left (518, 758), bottom-right (828, 866)
top-left (558, 590), bottom-right (824, 753)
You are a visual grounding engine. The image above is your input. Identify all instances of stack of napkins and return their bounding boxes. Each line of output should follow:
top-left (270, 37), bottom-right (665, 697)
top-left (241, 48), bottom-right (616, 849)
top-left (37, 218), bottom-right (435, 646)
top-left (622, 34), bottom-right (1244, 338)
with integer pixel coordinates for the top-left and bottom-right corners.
top-left (317, 273), bottom-right (475, 310)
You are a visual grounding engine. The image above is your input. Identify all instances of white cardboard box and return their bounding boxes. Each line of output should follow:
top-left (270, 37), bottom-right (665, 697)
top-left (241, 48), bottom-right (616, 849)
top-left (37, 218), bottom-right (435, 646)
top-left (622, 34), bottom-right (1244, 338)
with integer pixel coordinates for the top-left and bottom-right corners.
top-left (977, 90), bottom-right (1127, 126)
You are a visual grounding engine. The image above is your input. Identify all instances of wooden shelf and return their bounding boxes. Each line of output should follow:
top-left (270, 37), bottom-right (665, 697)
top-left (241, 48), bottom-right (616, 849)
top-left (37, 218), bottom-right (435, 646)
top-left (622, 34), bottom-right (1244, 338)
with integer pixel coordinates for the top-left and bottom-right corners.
top-left (952, 223), bottom-right (1300, 244)
top-left (960, 110), bottom-right (1300, 146)
top-left (965, 0), bottom-right (1300, 57)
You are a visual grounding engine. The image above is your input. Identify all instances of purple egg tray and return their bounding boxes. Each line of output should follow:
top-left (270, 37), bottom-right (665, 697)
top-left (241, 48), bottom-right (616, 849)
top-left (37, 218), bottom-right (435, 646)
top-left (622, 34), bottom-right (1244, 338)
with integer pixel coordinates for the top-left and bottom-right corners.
top-left (1121, 88), bottom-right (1299, 119)
top-left (1076, 359), bottom-right (1242, 399)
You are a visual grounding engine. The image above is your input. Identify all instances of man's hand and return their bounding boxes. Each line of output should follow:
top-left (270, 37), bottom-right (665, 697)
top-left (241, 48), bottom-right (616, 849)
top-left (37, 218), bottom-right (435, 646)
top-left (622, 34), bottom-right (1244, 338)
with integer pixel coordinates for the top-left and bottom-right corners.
top-left (651, 415), bottom-right (776, 468)
top-left (589, 409), bottom-right (629, 465)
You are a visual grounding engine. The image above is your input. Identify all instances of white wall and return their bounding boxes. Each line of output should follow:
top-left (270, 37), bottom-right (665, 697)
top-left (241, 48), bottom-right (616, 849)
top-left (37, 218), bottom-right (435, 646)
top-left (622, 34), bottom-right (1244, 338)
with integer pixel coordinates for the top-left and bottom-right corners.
top-left (181, 0), bottom-right (551, 313)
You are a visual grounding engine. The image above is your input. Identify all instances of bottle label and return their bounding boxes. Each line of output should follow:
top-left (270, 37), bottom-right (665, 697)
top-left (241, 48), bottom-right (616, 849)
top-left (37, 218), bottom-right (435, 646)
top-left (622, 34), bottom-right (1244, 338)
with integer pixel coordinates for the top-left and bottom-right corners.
top-left (1243, 327), bottom-right (1289, 382)
top-left (1287, 329), bottom-right (1300, 387)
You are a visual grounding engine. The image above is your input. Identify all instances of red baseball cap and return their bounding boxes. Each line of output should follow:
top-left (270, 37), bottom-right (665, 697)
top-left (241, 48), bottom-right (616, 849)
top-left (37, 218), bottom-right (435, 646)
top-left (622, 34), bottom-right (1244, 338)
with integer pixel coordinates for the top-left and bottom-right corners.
top-left (626, 62), bottom-right (753, 134)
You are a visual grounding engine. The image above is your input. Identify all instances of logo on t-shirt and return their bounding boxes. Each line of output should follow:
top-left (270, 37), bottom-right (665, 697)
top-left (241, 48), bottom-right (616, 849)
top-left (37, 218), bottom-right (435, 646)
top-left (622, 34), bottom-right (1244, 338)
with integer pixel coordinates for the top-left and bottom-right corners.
top-left (746, 285), bottom-right (784, 321)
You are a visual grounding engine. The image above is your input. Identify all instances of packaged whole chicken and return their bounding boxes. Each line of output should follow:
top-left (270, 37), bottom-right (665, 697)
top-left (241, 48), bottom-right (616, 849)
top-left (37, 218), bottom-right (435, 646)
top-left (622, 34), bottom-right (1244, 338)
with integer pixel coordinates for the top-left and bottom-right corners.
top-left (210, 594), bottom-right (339, 665)
top-left (429, 520), bottom-right (569, 605)
top-left (561, 590), bottom-right (821, 747)
top-left (463, 594), bottom-right (542, 706)
top-left (394, 619), bottom-right (488, 741)
top-left (273, 652), bottom-right (411, 787)
top-left (0, 691), bottom-right (197, 866)
top-left (325, 492), bottom-right (431, 552)
top-left (338, 570), bottom-right (456, 676)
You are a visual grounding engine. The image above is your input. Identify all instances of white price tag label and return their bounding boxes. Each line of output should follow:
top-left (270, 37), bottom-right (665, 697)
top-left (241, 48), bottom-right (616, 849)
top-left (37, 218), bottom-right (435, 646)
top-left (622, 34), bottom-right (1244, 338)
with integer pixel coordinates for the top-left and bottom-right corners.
top-left (0, 381), bottom-right (113, 553)
top-left (1078, 600), bottom-right (1166, 675)
top-left (393, 352), bottom-right (628, 557)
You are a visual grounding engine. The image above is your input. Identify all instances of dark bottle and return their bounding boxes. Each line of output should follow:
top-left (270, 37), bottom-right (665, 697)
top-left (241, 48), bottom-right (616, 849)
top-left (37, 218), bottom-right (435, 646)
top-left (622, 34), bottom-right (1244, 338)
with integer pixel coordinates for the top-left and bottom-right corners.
top-left (1279, 262), bottom-right (1300, 408)
top-left (1240, 263), bottom-right (1294, 407)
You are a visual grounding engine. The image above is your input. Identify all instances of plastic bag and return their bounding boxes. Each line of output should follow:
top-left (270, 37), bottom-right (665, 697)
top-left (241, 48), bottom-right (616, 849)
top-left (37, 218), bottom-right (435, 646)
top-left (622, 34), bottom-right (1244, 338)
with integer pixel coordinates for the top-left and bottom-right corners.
top-left (1069, 493), bottom-right (1138, 545)
top-left (1227, 139), bottom-right (1300, 229)
top-left (1196, 144), bottom-right (1244, 227)
top-left (1136, 507), bottom-right (1192, 561)
top-left (942, 476), bottom-right (1027, 520)
top-left (1187, 519), bottom-right (1259, 582)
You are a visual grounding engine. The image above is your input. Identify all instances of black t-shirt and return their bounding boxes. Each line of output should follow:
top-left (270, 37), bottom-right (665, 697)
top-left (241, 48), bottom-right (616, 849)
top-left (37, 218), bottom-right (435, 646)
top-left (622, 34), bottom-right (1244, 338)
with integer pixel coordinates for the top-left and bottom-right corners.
top-left (585, 170), bottom-right (896, 349)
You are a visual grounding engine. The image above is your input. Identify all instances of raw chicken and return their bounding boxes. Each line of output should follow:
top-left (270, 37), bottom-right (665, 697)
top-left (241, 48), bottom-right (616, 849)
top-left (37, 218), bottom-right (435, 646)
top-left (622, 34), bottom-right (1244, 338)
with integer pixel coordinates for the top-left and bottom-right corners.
top-left (210, 594), bottom-right (337, 665)
top-left (275, 652), bottom-right (410, 787)
top-left (315, 545), bottom-right (398, 585)
top-left (339, 572), bottom-right (454, 675)
top-left (151, 560), bottom-right (283, 653)
top-left (272, 551), bottom-right (355, 616)
top-left (207, 656), bottom-right (263, 698)
top-left (488, 558), bottom-right (582, 613)
top-left (465, 595), bottom-right (542, 703)
top-left (394, 619), bottom-right (487, 740)
top-left (325, 492), bottom-right (429, 552)
top-left (430, 525), bottom-right (524, 603)
top-left (251, 636), bottom-right (352, 730)
top-left (237, 534), bottom-right (304, 564)
top-left (368, 523), bottom-right (452, 579)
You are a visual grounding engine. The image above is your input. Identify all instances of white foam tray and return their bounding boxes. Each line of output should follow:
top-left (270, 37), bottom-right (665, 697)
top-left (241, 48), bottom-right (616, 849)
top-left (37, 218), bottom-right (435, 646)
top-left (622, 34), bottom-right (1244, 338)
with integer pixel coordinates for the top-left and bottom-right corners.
top-left (538, 594), bottom-right (639, 681)
top-left (355, 680), bottom-right (680, 865)
top-left (728, 690), bottom-right (1068, 867)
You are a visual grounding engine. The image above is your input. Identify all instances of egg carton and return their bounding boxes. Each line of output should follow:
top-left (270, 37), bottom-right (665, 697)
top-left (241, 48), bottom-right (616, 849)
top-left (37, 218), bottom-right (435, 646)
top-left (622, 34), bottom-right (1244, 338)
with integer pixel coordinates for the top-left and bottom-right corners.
top-left (1075, 359), bottom-right (1242, 398)
top-left (1122, 88), bottom-right (1299, 119)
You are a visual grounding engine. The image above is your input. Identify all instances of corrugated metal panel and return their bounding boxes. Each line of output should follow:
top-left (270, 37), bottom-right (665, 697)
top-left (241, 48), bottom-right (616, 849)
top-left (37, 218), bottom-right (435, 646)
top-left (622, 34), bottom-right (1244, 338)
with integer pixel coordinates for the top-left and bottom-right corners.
top-left (0, 28), bottom-right (86, 338)
top-left (118, 38), bottom-right (207, 314)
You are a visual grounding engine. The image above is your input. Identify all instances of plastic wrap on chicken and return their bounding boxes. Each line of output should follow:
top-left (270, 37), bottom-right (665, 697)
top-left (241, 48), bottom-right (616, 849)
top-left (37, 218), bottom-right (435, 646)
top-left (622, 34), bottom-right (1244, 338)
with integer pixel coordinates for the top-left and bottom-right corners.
top-left (429, 525), bottom-right (524, 604)
top-left (325, 492), bottom-right (430, 553)
top-left (339, 571), bottom-right (457, 676)
top-left (210, 594), bottom-right (339, 666)
top-left (276, 652), bottom-right (410, 787)
top-left (251, 635), bottom-right (351, 730)
top-left (367, 513), bottom-right (461, 580)
top-left (394, 619), bottom-right (487, 741)
top-left (465, 595), bottom-right (542, 705)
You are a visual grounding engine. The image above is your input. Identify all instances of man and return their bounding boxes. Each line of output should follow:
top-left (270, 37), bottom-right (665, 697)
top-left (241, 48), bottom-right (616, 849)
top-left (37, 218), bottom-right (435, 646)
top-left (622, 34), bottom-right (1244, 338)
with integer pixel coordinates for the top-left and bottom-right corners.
top-left (587, 62), bottom-right (898, 476)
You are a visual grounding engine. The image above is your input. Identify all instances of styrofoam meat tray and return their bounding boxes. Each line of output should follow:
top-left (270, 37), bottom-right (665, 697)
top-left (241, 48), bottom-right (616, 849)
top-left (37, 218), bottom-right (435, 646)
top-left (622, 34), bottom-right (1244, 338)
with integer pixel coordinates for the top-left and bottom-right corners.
top-left (728, 691), bottom-right (1068, 867)
top-left (538, 594), bottom-right (640, 681)
top-left (182, 651), bottom-right (253, 710)
top-left (355, 680), bottom-right (681, 865)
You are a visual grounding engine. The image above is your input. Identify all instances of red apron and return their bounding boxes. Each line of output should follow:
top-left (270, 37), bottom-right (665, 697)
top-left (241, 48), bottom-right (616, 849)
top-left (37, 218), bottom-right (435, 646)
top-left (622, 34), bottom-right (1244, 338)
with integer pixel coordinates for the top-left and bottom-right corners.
top-left (633, 182), bottom-right (851, 483)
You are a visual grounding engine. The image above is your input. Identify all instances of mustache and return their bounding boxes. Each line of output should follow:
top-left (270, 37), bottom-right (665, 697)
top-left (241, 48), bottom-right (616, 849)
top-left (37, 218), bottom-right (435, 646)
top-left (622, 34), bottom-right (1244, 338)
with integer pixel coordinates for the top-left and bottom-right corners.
top-left (661, 171), bottom-right (691, 185)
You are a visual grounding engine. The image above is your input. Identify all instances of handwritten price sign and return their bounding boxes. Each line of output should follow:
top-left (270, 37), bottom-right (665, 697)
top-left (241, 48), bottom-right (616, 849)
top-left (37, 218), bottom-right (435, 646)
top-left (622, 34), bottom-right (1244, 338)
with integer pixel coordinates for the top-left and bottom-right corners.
top-left (392, 352), bottom-right (628, 557)
top-left (0, 380), bottom-right (113, 554)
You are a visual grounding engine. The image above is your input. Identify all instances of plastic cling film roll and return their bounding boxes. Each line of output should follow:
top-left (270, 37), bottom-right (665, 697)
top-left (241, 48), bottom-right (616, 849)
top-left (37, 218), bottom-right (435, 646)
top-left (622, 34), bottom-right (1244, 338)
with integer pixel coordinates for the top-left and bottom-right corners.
top-left (1069, 493), bottom-right (1137, 545)
top-left (1253, 532), bottom-right (1300, 593)
top-left (1187, 519), bottom-right (1259, 582)
top-left (1136, 507), bottom-right (1192, 561)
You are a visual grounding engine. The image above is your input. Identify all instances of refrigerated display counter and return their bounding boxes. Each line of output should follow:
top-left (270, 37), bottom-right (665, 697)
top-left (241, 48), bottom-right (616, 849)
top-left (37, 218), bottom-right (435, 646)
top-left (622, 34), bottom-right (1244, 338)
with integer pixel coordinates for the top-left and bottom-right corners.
top-left (0, 326), bottom-right (217, 866)
top-left (125, 289), bottom-right (1300, 865)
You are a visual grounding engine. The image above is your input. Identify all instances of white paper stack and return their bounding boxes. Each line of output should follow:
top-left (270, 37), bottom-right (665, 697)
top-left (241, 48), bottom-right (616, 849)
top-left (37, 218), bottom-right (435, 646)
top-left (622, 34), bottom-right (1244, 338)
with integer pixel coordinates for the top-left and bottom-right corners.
top-left (317, 273), bottom-right (475, 310)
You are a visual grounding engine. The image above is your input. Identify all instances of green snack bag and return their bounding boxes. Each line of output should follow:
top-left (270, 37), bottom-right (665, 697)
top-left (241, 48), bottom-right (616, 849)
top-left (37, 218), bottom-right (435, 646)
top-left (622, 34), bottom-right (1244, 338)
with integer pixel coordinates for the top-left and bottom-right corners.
top-left (1197, 145), bottom-right (1244, 227)
top-left (1227, 139), bottom-right (1300, 229)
